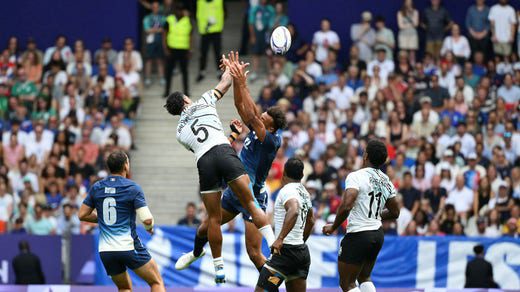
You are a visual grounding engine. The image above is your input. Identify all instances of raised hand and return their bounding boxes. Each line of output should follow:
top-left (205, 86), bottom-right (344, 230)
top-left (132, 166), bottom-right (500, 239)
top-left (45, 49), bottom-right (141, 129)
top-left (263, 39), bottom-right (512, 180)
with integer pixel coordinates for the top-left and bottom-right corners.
top-left (226, 51), bottom-right (250, 84)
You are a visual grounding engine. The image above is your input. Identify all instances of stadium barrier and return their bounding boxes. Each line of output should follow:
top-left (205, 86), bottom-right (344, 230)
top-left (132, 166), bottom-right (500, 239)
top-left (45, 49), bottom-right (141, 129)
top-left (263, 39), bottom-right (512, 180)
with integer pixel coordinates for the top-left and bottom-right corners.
top-left (1, 227), bottom-right (519, 289)
top-left (93, 226), bottom-right (520, 289)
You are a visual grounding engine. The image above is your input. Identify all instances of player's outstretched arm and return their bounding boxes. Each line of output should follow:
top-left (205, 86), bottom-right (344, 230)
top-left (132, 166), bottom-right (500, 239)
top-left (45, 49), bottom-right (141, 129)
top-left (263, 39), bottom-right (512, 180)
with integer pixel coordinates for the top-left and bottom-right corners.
top-left (323, 189), bottom-right (358, 235)
top-left (78, 204), bottom-right (98, 223)
top-left (225, 52), bottom-right (268, 141)
top-left (303, 208), bottom-right (315, 242)
top-left (272, 198), bottom-right (300, 255)
top-left (381, 197), bottom-right (400, 220)
top-left (213, 65), bottom-right (233, 101)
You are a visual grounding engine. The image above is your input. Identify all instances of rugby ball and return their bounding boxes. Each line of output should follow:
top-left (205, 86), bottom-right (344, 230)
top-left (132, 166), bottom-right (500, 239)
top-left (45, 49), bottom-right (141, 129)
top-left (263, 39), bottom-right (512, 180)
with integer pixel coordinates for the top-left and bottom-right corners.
top-left (270, 26), bottom-right (292, 55)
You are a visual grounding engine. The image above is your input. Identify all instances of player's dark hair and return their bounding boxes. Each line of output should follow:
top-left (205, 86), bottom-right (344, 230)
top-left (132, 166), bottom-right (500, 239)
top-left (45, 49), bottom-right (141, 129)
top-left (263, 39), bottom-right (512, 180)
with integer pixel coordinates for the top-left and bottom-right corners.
top-left (106, 150), bottom-right (128, 174)
top-left (284, 158), bottom-right (304, 181)
top-left (164, 91), bottom-right (186, 116)
top-left (366, 139), bottom-right (388, 168)
top-left (267, 106), bottom-right (287, 131)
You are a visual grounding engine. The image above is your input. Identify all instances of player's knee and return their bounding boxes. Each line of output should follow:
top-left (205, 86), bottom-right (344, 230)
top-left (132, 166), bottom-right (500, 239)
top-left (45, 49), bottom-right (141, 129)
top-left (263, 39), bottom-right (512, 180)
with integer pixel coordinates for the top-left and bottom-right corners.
top-left (247, 248), bottom-right (264, 268)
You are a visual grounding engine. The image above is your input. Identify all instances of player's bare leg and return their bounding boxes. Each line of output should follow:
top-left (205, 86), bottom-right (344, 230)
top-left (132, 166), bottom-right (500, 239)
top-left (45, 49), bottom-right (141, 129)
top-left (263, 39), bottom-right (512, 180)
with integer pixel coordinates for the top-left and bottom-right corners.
top-left (228, 175), bottom-right (275, 246)
top-left (133, 259), bottom-right (165, 292)
top-left (244, 220), bottom-right (267, 270)
top-left (356, 259), bottom-right (377, 292)
top-left (338, 261), bottom-right (363, 292)
top-left (286, 278), bottom-right (307, 292)
top-left (177, 208), bottom-right (238, 271)
top-left (111, 271), bottom-right (132, 292)
top-left (201, 191), bottom-right (226, 282)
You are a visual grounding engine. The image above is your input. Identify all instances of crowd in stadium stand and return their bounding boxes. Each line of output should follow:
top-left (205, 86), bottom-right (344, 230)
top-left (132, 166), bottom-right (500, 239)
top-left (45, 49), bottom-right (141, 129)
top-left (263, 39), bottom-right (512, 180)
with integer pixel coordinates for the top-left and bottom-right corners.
top-left (225, 0), bottom-right (520, 238)
top-left (0, 34), bottom-right (140, 235)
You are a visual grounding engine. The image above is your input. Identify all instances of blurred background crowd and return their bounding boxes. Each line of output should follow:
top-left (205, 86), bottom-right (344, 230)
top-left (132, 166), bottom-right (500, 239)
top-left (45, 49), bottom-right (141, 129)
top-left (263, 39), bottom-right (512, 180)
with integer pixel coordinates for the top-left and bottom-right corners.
top-left (211, 0), bottom-right (520, 238)
top-left (0, 34), bottom-right (140, 235)
top-left (2, 0), bottom-right (520, 240)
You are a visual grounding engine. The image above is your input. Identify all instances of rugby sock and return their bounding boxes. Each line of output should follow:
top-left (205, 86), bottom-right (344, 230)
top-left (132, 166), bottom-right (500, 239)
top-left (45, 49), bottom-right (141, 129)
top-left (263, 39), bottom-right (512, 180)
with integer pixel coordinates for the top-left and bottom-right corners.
top-left (193, 234), bottom-right (208, 257)
top-left (259, 225), bottom-right (275, 247)
top-left (347, 287), bottom-right (361, 292)
top-left (360, 282), bottom-right (376, 292)
top-left (213, 257), bottom-right (225, 276)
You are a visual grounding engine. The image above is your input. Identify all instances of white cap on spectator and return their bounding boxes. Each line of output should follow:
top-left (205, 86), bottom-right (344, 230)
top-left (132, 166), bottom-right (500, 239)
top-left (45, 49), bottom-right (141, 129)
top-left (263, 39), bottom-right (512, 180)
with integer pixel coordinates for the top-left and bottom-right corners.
top-left (499, 181), bottom-right (509, 189)
top-left (467, 152), bottom-right (477, 160)
top-left (420, 96), bottom-right (432, 104)
top-left (362, 11), bottom-right (372, 21)
top-left (282, 131), bottom-right (292, 139)
top-left (439, 162), bottom-right (451, 171)
top-left (306, 180), bottom-right (320, 190)
top-left (324, 182), bottom-right (336, 191)
top-left (444, 149), bottom-right (454, 157)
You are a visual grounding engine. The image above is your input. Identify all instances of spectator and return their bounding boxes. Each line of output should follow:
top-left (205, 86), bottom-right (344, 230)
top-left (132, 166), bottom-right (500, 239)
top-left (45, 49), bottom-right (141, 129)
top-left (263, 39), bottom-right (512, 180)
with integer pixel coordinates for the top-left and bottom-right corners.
top-left (0, 180), bottom-right (13, 233)
top-left (488, 0), bottom-right (516, 57)
top-left (163, 3), bottom-right (192, 96)
top-left (195, 0), bottom-right (224, 83)
top-left (350, 11), bottom-right (376, 63)
top-left (441, 24), bottom-right (471, 64)
top-left (26, 204), bottom-right (55, 235)
top-left (143, 0), bottom-right (165, 86)
top-left (367, 48), bottom-right (394, 83)
top-left (312, 18), bottom-right (341, 64)
top-left (248, 0), bottom-right (275, 80)
top-left (421, 0), bottom-right (453, 60)
top-left (43, 35), bottom-right (73, 65)
top-left (374, 16), bottom-right (395, 60)
top-left (116, 37), bottom-right (143, 73)
top-left (424, 175), bottom-right (447, 215)
top-left (446, 175), bottom-right (474, 217)
top-left (497, 73), bottom-right (520, 109)
top-left (399, 171), bottom-right (421, 215)
top-left (12, 241), bottom-right (45, 284)
top-left (57, 204), bottom-right (80, 236)
top-left (94, 38), bottom-right (117, 65)
top-left (177, 202), bottom-right (201, 227)
top-left (465, 0), bottom-right (490, 60)
top-left (424, 74), bottom-right (450, 111)
top-left (397, 0), bottom-right (419, 64)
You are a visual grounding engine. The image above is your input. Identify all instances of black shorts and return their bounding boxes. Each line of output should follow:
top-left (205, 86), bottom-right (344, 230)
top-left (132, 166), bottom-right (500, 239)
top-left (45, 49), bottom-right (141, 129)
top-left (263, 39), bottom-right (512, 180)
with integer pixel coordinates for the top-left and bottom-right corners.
top-left (262, 244), bottom-right (311, 282)
top-left (338, 228), bottom-right (384, 265)
top-left (197, 144), bottom-right (247, 193)
top-left (99, 246), bottom-right (151, 276)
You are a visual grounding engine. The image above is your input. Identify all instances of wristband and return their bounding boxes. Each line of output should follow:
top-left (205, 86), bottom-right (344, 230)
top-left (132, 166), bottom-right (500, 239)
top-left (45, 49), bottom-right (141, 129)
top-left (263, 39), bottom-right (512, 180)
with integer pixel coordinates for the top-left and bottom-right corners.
top-left (230, 123), bottom-right (240, 134)
top-left (213, 88), bottom-right (223, 99)
top-left (229, 134), bottom-right (236, 142)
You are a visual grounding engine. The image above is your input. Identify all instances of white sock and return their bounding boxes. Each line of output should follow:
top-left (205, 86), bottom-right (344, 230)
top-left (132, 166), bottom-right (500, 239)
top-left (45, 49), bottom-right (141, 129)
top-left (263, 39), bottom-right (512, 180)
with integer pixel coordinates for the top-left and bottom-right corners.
top-left (213, 257), bottom-right (224, 272)
top-left (360, 281), bottom-right (376, 292)
top-left (347, 287), bottom-right (361, 292)
top-left (259, 225), bottom-right (275, 246)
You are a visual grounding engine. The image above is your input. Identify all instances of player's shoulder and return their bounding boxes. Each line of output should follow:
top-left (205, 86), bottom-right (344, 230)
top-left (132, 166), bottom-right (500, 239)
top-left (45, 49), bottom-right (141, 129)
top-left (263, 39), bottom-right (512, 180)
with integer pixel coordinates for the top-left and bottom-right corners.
top-left (263, 130), bottom-right (281, 147)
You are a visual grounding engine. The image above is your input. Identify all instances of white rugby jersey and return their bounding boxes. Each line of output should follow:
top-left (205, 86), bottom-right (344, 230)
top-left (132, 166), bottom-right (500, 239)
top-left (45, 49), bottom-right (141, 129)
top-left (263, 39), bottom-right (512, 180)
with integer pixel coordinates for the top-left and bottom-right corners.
top-left (176, 90), bottom-right (230, 161)
top-left (274, 182), bottom-right (312, 245)
top-left (345, 167), bottom-right (396, 233)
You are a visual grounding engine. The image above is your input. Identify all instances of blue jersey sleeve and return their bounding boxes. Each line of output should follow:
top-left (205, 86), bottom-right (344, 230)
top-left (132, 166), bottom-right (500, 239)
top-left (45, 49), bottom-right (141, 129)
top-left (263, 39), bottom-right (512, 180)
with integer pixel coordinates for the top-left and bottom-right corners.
top-left (83, 185), bottom-right (95, 208)
top-left (134, 185), bottom-right (147, 209)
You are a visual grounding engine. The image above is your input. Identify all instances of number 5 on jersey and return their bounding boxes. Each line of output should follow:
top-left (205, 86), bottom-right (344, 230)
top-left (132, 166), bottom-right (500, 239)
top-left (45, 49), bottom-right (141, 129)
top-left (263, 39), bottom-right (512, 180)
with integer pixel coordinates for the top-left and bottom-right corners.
top-left (191, 119), bottom-right (209, 143)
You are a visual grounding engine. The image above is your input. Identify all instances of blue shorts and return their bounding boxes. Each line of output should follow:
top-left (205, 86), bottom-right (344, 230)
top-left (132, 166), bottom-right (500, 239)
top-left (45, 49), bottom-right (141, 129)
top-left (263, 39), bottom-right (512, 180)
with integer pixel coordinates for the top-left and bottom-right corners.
top-left (221, 187), bottom-right (267, 222)
top-left (99, 245), bottom-right (152, 276)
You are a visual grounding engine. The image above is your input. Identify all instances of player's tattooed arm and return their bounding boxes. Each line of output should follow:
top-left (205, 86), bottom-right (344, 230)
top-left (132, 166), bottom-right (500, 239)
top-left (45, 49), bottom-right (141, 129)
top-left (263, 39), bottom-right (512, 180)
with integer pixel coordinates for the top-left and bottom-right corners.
top-left (323, 188), bottom-right (358, 235)
top-left (78, 204), bottom-right (98, 223)
top-left (380, 197), bottom-right (400, 220)
top-left (272, 198), bottom-right (300, 255)
top-left (303, 208), bottom-right (315, 242)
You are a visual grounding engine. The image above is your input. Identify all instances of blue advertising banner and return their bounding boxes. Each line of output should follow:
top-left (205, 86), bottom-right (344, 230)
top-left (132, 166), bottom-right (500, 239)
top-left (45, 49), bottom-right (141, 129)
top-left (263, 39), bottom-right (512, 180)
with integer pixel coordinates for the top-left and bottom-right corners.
top-left (93, 226), bottom-right (520, 289)
top-left (0, 235), bottom-right (62, 284)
